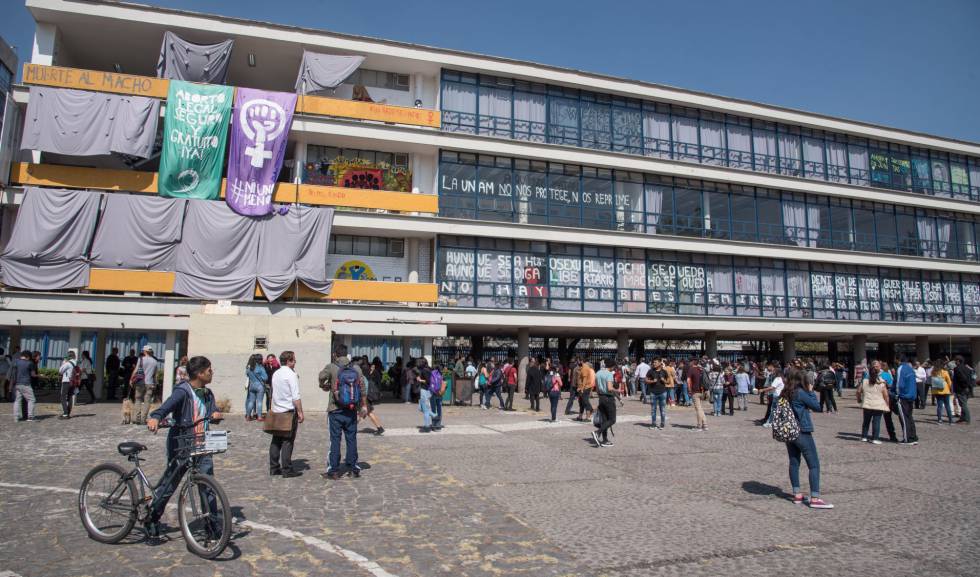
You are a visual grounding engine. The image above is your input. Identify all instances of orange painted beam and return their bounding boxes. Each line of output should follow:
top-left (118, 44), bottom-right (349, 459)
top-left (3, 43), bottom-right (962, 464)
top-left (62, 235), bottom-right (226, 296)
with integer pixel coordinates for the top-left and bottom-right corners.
top-left (22, 63), bottom-right (440, 128)
top-left (9, 163), bottom-right (438, 213)
top-left (87, 269), bottom-right (438, 303)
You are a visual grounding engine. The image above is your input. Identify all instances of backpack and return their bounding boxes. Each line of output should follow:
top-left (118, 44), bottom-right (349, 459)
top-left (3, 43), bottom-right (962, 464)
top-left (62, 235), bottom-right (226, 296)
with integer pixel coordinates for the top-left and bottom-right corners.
top-left (930, 374), bottom-right (946, 391)
top-left (490, 368), bottom-right (503, 386)
top-left (429, 370), bottom-right (444, 395)
top-left (819, 370), bottom-right (837, 390)
top-left (771, 397), bottom-right (801, 443)
top-left (699, 367), bottom-right (711, 392)
top-left (336, 363), bottom-right (362, 410)
top-left (69, 361), bottom-right (81, 387)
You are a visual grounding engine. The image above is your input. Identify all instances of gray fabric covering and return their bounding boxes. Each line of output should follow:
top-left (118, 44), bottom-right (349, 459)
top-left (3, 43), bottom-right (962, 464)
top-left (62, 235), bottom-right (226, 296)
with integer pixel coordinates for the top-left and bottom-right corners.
top-left (0, 187), bottom-right (101, 290)
top-left (173, 200), bottom-right (260, 301)
top-left (90, 195), bottom-right (187, 271)
top-left (157, 31), bottom-right (234, 84)
top-left (256, 206), bottom-right (334, 301)
top-left (295, 51), bottom-right (365, 94)
top-left (20, 86), bottom-right (160, 158)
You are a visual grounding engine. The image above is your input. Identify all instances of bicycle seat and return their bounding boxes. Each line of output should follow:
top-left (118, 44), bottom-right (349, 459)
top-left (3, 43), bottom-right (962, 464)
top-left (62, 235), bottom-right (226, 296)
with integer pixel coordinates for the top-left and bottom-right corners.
top-left (117, 442), bottom-right (147, 456)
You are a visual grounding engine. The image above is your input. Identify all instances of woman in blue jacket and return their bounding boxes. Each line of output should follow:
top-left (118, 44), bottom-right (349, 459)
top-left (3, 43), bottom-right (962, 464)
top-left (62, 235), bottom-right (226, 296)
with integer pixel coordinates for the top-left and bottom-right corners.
top-left (780, 369), bottom-right (833, 509)
top-left (245, 354), bottom-right (268, 421)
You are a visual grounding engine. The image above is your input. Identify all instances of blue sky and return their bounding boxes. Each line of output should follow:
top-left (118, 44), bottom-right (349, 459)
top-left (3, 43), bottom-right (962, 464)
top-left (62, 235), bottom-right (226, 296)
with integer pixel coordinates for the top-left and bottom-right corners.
top-left (2, 0), bottom-right (979, 142)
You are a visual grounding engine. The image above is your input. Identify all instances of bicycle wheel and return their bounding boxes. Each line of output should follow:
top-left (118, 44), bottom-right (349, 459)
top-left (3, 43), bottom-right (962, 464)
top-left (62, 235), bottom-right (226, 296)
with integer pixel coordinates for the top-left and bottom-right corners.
top-left (78, 462), bottom-right (138, 544)
top-left (177, 472), bottom-right (231, 559)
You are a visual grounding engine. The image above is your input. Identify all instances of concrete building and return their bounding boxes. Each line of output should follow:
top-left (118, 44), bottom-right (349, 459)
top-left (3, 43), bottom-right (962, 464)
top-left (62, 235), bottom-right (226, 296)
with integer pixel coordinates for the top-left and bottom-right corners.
top-left (3, 0), bottom-right (979, 408)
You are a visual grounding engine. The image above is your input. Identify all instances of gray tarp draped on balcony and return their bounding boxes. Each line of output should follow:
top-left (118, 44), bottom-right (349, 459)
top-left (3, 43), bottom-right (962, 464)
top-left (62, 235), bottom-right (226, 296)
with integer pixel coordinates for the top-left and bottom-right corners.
top-left (20, 86), bottom-right (161, 158)
top-left (156, 31), bottom-right (234, 84)
top-left (90, 195), bottom-right (187, 271)
top-left (257, 206), bottom-right (335, 301)
top-left (0, 187), bottom-right (101, 290)
top-left (294, 51), bottom-right (365, 94)
top-left (173, 200), bottom-right (261, 301)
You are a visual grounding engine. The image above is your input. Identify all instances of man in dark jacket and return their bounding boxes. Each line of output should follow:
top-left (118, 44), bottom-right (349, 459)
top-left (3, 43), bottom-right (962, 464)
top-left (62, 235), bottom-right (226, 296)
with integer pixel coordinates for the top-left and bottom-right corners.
top-left (145, 356), bottom-right (222, 537)
top-left (953, 356), bottom-right (973, 424)
top-left (105, 348), bottom-right (121, 401)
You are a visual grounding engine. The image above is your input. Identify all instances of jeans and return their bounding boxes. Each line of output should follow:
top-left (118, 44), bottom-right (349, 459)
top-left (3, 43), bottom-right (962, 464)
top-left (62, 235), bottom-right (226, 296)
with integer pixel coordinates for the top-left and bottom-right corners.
top-left (564, 388), bottom-right (577, 414)
top-left (650, 392), bottom-right (667, 427)
top-left (956, 392), bottom-right (971, 423)
top-left (150, 452), bottom-right (214, 523)
top-left (936, 395), bottom-right (953, 423)
top-left (549, 390), bottom-right (560, 421)
top-left (245, 384), bottom-right (265, 418)
top-left (836, 375), bottom-right (845, 397)
top-left (577, 390), bottom-right (593, 418)
top-left (486, 384), bottom-right (505, 409)
top-left (786, 432), bottom-right (820, 497)
top-left (430, 393), bottom-right (443, 428)
top-left (504, 385), bottom-right (515, 410)
top-left (666, 387), bottom-right (675, 404)
top-left (269, 411), bottom-right (297, 473)
top-left (13, 385), bottom-right (35, 420)
top-left (737, 392), bottom-right (748, 410)
top-left (328, 409), bottom-right (359, 472)
top-left (722, 391), bottom-right (735, 415)
top-left (640, 379), bottom-right (648, 401)
top-left (712, 391), bottom-right (723, 415)
top-left (420, 388), bottom-right (434, 428)
top-left (60, 382), bottom-right (75, 417)
top-left (916, 381), bottom-right (928, 409)
top-left (402, 381), bottom-right (411, 403)
top-left (861, 409), bottom-right (883, 441)
top-left (676, 384), bottom-right (689, 405)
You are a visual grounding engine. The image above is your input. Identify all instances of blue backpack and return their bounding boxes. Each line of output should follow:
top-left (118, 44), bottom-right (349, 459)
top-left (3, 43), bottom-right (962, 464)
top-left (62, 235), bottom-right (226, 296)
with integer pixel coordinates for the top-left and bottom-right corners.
top-left (429, 370), bottom-right (444, 394)
top-left (336, 363), bottom-right (362, 410)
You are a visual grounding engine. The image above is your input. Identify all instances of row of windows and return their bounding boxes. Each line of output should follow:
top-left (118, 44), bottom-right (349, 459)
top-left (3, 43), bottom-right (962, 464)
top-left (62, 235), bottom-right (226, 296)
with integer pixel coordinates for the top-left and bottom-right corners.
top-left (329, 235), bottom-right (405, 258)
top-left (439, 151), bottom-right (980, 262)
top-left (437, 236), bottom-right (980, 324)
top-left (440, 70), bottom-right (980, 204)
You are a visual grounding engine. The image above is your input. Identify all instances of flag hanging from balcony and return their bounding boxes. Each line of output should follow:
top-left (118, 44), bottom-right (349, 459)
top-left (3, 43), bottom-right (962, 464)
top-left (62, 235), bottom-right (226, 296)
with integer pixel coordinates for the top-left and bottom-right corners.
top-left (159, 80), bottom-right (233, 200)
top-left (226, 88), bottom-right (297, 216)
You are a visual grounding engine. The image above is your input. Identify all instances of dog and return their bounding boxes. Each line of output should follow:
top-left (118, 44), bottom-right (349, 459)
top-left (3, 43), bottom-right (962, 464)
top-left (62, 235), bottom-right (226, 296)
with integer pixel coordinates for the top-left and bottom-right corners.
top-left (120, 398), bottom-right (134, 425)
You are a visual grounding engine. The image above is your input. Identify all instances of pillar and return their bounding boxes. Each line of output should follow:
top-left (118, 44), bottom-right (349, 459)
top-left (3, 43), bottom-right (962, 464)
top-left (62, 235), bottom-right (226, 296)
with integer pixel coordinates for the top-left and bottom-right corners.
top-left (162, 330), bottom-right (176, 400)
top-left (827, 340), bottom-right (838, 363)
top-left (971, 338), bottom-right (980, 375)
top-left (615, 330), bottom-right (629, 359)
top-left (782, 333), bottom-right (796, 365)
top-left (292, 136), bottom-right (307, 185)
top-left (517, 328), bottom-right (530, 361)
top-left (704, 331), bottom-right (718, 359)
top-left (407, 238), bottom-right (420, 284)
top-left (422, 337), bottom-right (433, 366)
top-left (879, 342), bottom-right (895, 364)
top-left (401, 336), bottom-right (411, 363)
top-left (94, 330), bottom-right (107, 400)
top-left (31, 23), bottom-right (59, 165)
top-left (8, 325), bottom-right (21, 355)
top-left (68, 327), bottom-right (81, 357)
top-left (916, 336), bottom-right (930, 364)
top-left (852, 335), bottom-right (867, 369)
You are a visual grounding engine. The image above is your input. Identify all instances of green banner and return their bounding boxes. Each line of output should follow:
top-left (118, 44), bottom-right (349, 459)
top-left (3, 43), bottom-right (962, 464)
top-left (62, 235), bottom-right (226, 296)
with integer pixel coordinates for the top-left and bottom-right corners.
top-left (159, 80), bottom-right (233, 199)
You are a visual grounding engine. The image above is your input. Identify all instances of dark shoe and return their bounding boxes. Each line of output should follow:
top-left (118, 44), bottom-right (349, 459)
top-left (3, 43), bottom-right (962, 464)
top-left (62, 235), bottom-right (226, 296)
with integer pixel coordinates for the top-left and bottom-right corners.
top-left (374, 427), bottom-right (385, 436)
top-left (322, 471), bottom-right (342, 481)
top-left (282, 470), bottom-right (302, 478)
top-left (419, 427), bottom-right (431, 433)
top-left (143, 520), bottom-right (161, 538)
top-left (270, 469), bottom-right (282, 476)
top-left (348, 468), bottom-right (361, 479)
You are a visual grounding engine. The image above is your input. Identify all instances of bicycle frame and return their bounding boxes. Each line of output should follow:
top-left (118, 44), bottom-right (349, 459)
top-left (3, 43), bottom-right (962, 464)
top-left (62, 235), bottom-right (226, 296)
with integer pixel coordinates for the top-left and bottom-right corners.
top-left (105, 451), bottom-right (202, 523)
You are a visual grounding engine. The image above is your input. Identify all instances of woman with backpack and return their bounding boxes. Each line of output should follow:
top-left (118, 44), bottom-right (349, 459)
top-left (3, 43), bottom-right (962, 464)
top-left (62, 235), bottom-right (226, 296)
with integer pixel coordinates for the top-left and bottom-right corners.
top-left (546, 360), bottom-right (563, 423)
top-left (817, 364), bottom-right (838, 414)
top-left (709, 362), bottom-right (724, 417)
top-left (426, 361), bottom-right (446, 430)
top-left (929, 361), bottom-right (954, 425)
top-left (857, 364), bottom-right (889, 444)
top-left (245, 354), bottom-right (268, 421)
top-left (776, 369), bottom-right (832, 509)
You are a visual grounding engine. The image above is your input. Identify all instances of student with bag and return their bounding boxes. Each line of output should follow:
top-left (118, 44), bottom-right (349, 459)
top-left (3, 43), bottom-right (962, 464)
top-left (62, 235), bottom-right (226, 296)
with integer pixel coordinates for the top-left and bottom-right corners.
top-left (59, 351), bottom-right (79, 419)
top-left (857, 367), bottom-right (889, 444)
top-left (425, 360), bottom-right (446, 430)
top-left (318, 344), bottom-right (367, 479)
top-left (546, 360), bottom-right (563, 423)
top-left (132, 346), bottom-right (159, 425)
top-left (929, 361), bottom-right (954, 425)
top-left (267, 351), bottom-right (304, 478)
top-left (776, 369), bottom-right (832, 509)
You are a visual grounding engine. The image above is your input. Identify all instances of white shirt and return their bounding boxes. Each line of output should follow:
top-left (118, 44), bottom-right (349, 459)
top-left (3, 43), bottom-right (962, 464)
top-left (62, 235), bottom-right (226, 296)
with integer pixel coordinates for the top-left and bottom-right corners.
top-left (635, 362), bottom-right (651, 384)
top-left (60, 360), bottom-right (75, 383)
top-left (271, 366), bottom-right (301, 413)
top-left (915, 366), bottom-right (927, 383)
top-left (770, 376), bottom-right (785, 397)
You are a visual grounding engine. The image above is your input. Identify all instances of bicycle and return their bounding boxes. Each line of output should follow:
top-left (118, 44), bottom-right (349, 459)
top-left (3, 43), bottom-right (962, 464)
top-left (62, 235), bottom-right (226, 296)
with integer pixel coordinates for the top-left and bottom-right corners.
top-left (77, 419), bottom-right (232, 559)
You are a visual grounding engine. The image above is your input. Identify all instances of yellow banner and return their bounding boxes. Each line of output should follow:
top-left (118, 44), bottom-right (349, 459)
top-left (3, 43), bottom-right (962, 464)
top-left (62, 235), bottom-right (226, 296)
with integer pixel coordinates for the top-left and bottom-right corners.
top-left (23, 63), bottom-right (169, 98)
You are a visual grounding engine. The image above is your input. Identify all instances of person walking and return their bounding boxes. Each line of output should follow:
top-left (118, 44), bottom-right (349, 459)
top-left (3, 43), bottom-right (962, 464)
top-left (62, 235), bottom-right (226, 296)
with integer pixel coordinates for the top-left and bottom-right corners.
top-left (0, 348), bottom-right (10, 402)
top-left (857, 367), bottom-right (889, 444)
top-left (592, 358), bottom-right (619, 447)
top-left (565, 359), bottom-right (581, 415)
top-left (576, 360), bottom-right (595, 422)
top-left (708, 361), bottom-right (724, 417)
top-left (426, 360), bottom-right (446, 430)
top-left (270, 351), bottom-right (304, 478)
top-left (635, 356), bottom-right (651, 404)
top-left (645, 358), bottom-right (669, 429)
top-left (105, 347), bottom-right (121, 401)
top-left (59, 351), bottom-right (78, 419)
top-left (11, 351), bottom-right (36, 422)
top-left (952, 356), bottom-right (973, 424)
top-left (245, 354), bottom-right (268, 421)
top-left (78, 351), bottom-right (96, 404)
top-left (687, 358), bottom-right (707, 431)
top-left (779, 369), bottom-right (832, 509)
top-left (477, 361), bottom-right (489, 408)
top-left (817, 363), bottom-right (838, 414)
top-left (929, 361), bottom-right (954, 424)
top-left (503, 357), bottom-right (518, 411)
top-left (722, 365), bottom-right (737, 416)
top-left (546, 361), bottom-right (563, 423)
top-left (895, 356), bottom-right (919, 444)
top-left (526, 357), bottom-right (544, 412)
top-left (262, 354), bottom-right (279, 413)
top-left (735, 365), bottom-right (751, 411)
top-left (362, 361), bottom-right (386, 436)
top-left (319, 344), bottom-right (367, 479)
top-left (664, 359), bottom-right (677, 406)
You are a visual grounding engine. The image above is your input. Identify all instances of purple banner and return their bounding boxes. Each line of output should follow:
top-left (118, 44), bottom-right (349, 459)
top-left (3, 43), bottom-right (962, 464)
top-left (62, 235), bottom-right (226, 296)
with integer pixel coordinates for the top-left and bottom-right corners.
top-left (226, 88), bottom-right (297, 216)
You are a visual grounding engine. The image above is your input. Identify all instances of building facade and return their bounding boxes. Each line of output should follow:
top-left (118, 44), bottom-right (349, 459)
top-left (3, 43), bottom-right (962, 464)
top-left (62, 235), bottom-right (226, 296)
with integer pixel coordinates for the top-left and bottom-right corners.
top-left (3, 0), bottom-right (979, 407)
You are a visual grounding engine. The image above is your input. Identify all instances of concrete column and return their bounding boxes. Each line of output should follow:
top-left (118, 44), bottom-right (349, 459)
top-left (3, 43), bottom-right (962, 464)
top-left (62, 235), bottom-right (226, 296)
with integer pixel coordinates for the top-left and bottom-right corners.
top-left (162, 330), bottom-right (176, 400)
top-left (782, 333), bottom-right (796, 365)
top-left (31, 22), bottom-right (58, 66)
top-left (68, 328), bottom-right (81, 357)
top-left (422, 337), bottom-right (433, 366)
top-left (916, 336), bottom-right (930, 364)
top-left (517, 328), bottom-right (530, 361)
top-left (616, 330), bottom-right (629, 359)
top-left (406, 238), bottom-right (420, 283)
top-left (401, 336), bottom-right (411, 363)
top-left (852, 335), bottom-right (867, 369)
top-left (971, 338), bottom-right (980, 375)
top-left (292, 136), bottom-right (307, 186)
top-left (94, 330), bottom-right (107, 400)
top-left (704, 331), bottom-right (718, 359)
top-left (828, 340), bottom-right (839, 363)
top-left (8, 325), bottom-right (21, 355)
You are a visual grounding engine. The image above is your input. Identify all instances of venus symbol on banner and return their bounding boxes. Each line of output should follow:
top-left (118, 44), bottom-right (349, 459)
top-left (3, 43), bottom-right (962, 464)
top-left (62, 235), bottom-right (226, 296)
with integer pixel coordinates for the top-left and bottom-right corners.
top-left (241, 99), bottom-right (288, 168)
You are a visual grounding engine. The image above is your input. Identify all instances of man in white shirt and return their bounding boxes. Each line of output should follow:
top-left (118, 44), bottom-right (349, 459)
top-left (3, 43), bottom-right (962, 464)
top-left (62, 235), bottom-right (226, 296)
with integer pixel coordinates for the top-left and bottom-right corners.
top-left (914, 360), bottom-right (928, 410)
top-left (269, 351), bottom-right (304, 478)
top-left (635, 357), bottom-right (651, 404)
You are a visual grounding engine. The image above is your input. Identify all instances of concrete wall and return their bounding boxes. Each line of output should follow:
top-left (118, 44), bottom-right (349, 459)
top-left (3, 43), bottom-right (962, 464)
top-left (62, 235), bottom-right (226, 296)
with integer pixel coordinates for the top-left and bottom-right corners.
top-left (188, 312), bottom-right (333, 412)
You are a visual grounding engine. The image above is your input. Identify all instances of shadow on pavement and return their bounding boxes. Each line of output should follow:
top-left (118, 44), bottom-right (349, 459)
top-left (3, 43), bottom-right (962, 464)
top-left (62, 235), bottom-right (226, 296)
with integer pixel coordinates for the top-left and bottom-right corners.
top-left (741, 481), bottom-right (792, 500)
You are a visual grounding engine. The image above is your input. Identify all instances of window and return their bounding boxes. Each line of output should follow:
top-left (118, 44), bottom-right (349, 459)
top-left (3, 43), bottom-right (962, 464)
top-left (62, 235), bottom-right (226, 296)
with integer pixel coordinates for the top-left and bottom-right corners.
top-left (671, 113), bottom-right (699, 162)
top-left (549, 93), bottom-right (580, 146)
top-left (476, 155), bottom-right (513, 221)
top-left (642, 107), bottom-right (671, 159)
top-left (438, 152), bottom-right (478, 219)
top-left (699, 118), bottom-right (726, 166)
top-left (581, 167), bottom-right (615, 230)
top-left (726, 120), bottom-right (753, 170)
top-left (802, 136), bottom-right (826, 180)
top-left (514, 81), bottom-right (546, 143)
top-left (478, 83), bottom-right (512, 138)
top-left (752, 125), bottom-right (778, 173)
top-left (612, 99), bottom-right (643, 154)
top-left (777, 128), bottom-right (802, 177)
top-left (731, 191), bottom-right (757, 242)
top-left (706, 190), bottom-right (731, 240)
top-left (330, 235), bottom-right (404, 258)
top-left (756, 192), bottom-right (782, 244)
top-left (549, 243), bottom-right (582, 311)
top-left (580, 94), bottom-right (612, 150)
top-left (614, 173), bottom-right (644, 232)
top-left (673, 185), bottom-right (703, 237)
top-left (853, 203), bottom-right (876, 252)
top-left (874, 206), bottom-right (897, 254)
top-left (440, 71), bottom-right (477, 133)
top-left (345, 68), bottom-right (410, 91)
top-left (515, 159), bottom-right (548, 225)
top-left (645, 182), bottom-right (672, 235)
top-left (548, 164), bottom-right (581, 228)
top-left (583, 246), bottom-right (615, 311)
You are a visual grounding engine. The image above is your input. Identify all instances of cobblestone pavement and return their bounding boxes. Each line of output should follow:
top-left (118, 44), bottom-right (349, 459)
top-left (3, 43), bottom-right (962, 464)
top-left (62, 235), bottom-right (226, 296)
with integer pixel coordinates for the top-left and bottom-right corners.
top-left (1, 390), bottom-right (978, 576)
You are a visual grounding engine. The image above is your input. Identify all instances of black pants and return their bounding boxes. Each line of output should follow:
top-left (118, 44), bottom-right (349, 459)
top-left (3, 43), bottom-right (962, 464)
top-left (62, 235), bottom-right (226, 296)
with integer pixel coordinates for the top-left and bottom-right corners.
top-left (597, 395), bottom-right (616, 441)
top-left (883, 398), bottom-right (912, 442)
top-left (916, 382), bottom-right (927, 409)
top-left (819, 388), bottom-right (837, 412)
top-left (900, 398), bottom-right (918, 442)
top-left (504, 385), bottom-right (515, 410)
top-left (269, 411), bottom-right (298, 473)
top-left (149, 453), bottom-right (214, 523)
top-left (529, 391), bottom-right (540, 411)
top-left (60, 383), bottom-right (75, 416)
top-left (956, 392), bottom-right (971, 423)
top-left (82, 378), bottom-right (96, 403)
top-left (106, 371), bottom-right (119, 400)
top-left (722, 391), bottom-right (735, 415)
top-left (549, 391), bottom-right (560, 421)
top-left (762, 395), bottom-right (773, 421)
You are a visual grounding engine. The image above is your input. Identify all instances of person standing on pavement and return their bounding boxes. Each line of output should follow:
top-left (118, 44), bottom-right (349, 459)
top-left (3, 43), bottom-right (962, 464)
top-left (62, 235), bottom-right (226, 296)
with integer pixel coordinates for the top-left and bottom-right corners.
top-left (780, 369), bottom-right (833, 509)
top-left (0, 349), bottom-right (12, 402)
top-left (518, 354), bottom-right (529, 401)
top-left (758, 361), bottom-right (785, 428)
top-left (952, 356), bottom-right (973, 424)
top-left (565, 358), bottom-right (582, 415)
top-left (78, 351), bottom-right (96, 404)
top-left (12, 351), bottom-right (37, 422)
top-left (59, 351), bottom-right (78, 419)
top-left (402, 358), bottom-right (418, 405)
top-left (362, 361), bottom-right (386, 436)
top-left (876, 361), bottom-right (904, 443)
top-left (857, 368), bottom-right (889, 444)
top-left (687, 357), bottom-right (707, 431)
top-left (418, 359), bottom-right (436, 433)
top-left (503, 357), bottom-right (518, 411)
top-left (645, 358), bottom-right (669, 429)
top-left (895, 356), bottom-right (919, 444)
top-left (270, 351), bottom-right (304, 478)
top-left (635, 356), bottom-right (651, 404)
top-left (245, 354), bottom-right (268, 422)
top-left (426, 360), bottom-right (446, 430)
top-left (817, 363), bottom-right (838, 414)
top-left (121, 348), bottom-right (137, 400)
top-left (592, 358), bottom-right (619, 447)
top-left (319, 344), bottom-right (368, 479)
top-left (105, 348), bottom-right (121, 401)
top-left (546, 360), bottom-right (563, 423)
top-left (525, 357), bottom-right (544, 412)
top-left (735, 365), bottom-right (752, 411)
top-left (930, 362), bottom-right (954, 424)
top-left (576, 360), bottom-right (596, 422)
top-left (132, 346), bottom-right (159, 425)
top-left (914, 360), bottom-right (928, 410)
